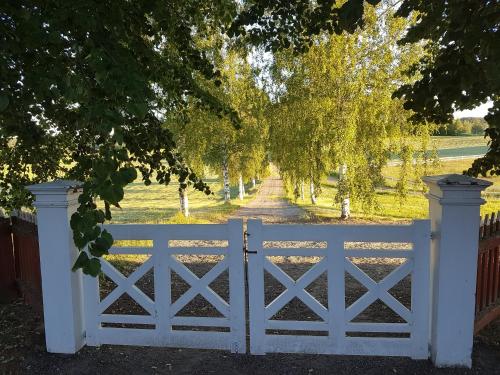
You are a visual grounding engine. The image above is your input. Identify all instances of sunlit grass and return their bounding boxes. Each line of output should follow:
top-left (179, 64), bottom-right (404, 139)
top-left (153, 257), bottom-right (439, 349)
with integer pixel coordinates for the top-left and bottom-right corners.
top-left (292, 176), bottom-right (500, 223)
top-left (106, 177), bottom-right (261, 224)
top-left (382, 157), bottom-right (500, 192)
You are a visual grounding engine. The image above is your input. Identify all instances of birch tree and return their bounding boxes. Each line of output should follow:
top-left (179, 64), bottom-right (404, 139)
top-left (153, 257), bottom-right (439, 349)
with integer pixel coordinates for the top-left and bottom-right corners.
top-left (268, 4), bottom-right (433, 216)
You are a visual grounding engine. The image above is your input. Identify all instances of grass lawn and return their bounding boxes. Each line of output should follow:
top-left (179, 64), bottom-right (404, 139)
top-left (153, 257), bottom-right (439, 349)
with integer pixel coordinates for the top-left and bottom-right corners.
top-left (296, 157), bottom-right (500, 222)
top-left (382, 157), bottom-right (500, 193)
top-left (106, 176), bottom-right (260, 224)
top-left (292, 180), bottom-right (500, 222)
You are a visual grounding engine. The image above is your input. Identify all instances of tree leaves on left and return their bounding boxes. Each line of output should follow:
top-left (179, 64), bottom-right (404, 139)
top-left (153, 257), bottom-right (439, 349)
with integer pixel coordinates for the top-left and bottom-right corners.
top-left (0, 1), bottom-right (238, 276)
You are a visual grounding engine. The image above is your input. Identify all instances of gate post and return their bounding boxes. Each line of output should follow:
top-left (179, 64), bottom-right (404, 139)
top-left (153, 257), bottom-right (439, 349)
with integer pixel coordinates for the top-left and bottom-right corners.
top-left (423, 174), bottom-right (491, 367)
top-left (27, 180), bottom-right (85, 353)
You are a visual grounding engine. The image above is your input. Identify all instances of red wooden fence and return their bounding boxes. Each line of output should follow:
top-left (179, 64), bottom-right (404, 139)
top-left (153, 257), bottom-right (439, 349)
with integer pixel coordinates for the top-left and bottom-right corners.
top-left (475, 212), bottom-right (500, 333)
top-left (0, 210), bottom-right (42, 310)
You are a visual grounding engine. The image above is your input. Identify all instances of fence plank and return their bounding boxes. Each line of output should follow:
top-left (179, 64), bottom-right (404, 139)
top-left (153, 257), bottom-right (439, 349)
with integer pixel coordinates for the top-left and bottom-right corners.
top-left (0, 217), bottom-right (17, 301)
top-left (11, 217), bottom-right (41, 308)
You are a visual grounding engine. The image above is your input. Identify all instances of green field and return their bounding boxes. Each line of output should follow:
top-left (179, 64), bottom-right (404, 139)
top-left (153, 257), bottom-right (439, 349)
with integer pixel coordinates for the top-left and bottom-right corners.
top-left (107, 177), bottom-right (259, 224)
top-left (430, 135), bottom-right (489, 150)
top-left (295, 155), bottom-right (500, 223)
top-left (383, 158), bottom-right (500, 193)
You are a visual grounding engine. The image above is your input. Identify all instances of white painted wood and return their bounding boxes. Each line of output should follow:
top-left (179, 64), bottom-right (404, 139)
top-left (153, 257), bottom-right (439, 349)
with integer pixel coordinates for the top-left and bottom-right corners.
top-left (227, 219), bottom-right (246, 353)
top-left (247, 219), bottom-right (266, 354)
top-left (346, 323), bottom-right (411, 333)
top-left (266, 320), bottom-right (328, 331)
top-left (82, 220), bottom-right (246, 353)
top-left (167, 247), bottom-right (227, 255)
top-left (171, 317), bottom-right (230, 327)
top-left (344, 249), bottom-right (413, 258)
top-left (154, 231), bottom-right (170, 346)
top-left (328, 235), bottom-right (345, 352)
top-left (82, 270), bottom-right (100, 346)
top-left (247, 219), bottom-right (432, 359)
top-left (100, 314), bottom-right (156, 324)
top-left (423, 174), bottom-right (491, 367)
top-left (264, 248), bottom-right (327, 256)
top-left (109, 247), bottom-right (152, 255)
top-left (27, 180), bottom-right (85, 354)
top-left (409, 219), bottom-right (431, 359)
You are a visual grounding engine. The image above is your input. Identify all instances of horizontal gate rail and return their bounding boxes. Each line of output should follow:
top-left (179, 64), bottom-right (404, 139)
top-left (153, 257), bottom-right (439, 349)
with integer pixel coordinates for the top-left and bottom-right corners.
top-left (247, 219), bottom-right (430, 359)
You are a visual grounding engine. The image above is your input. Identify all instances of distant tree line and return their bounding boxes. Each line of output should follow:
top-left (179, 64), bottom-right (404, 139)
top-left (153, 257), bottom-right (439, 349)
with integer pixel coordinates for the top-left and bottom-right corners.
top-left (434, 117), bottom-right (488, 136)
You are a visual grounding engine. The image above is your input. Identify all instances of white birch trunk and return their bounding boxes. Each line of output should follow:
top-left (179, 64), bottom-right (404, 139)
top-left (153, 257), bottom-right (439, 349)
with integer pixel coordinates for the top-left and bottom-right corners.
top-left (310, 180), bottom-right (317, 205)
top-left (339, 164), bottom-right (350, 219)
top-left (222, 160), bottom-right (230, 202)
top-left (300, 180), bottom-right (305, 200)
top-left (179, 188), bottom-right (189, 217)
top-left (238, 174), bottom-right (245, 200)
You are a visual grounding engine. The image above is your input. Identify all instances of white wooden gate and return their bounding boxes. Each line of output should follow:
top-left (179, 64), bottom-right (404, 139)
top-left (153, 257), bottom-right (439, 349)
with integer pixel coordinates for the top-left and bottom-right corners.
top-left (247, 219), bottom-right (430, 358)
top-left (83, 219), bottom-right (246, 353)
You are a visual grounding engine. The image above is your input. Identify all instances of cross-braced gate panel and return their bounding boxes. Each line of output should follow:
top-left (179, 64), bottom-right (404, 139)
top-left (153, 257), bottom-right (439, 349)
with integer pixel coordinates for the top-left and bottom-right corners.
top-left (247, 219), bottom-right (430, 359)
top-left (83, 220), bottom-right (246, 353)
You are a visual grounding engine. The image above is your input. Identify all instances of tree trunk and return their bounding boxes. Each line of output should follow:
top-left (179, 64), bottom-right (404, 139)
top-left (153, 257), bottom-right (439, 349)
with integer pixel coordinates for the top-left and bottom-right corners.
top-left (310, 180), bottom-right (317, 205)
top-left (238, 174), bottom-right (245, 200)
top-left (179, 188), bottom-right (189, 217)
top-left (300, 180), bottom-right (305, 200)
top-left (339, 164), bottom-right (350, 219)
top-left (252, 178), bottom-right (256, 189)
top-left (222, 160), bottom-right (230, 202)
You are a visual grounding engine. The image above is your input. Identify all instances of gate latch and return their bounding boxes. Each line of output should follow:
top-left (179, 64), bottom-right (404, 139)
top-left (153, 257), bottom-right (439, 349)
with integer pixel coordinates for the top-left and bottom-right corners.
top-left (243, 231), bottom-right (257, 254)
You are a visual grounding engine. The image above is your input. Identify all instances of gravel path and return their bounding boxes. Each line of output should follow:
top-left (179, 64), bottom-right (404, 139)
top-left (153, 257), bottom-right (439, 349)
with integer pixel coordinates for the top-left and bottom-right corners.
top-left (231, 175), bottom-right (305, 223)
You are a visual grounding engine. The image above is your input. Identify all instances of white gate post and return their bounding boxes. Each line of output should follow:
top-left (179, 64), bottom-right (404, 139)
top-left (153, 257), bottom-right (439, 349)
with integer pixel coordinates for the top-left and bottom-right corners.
top-left (423, 174), bottom-right (491, 367)
top-left (27, 180), bottom-right (85, 353)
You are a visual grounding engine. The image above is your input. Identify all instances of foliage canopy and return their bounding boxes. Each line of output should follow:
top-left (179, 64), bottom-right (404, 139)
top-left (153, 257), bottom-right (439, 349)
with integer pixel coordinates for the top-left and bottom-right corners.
top-left (1, 0), bottom-right (498, 275)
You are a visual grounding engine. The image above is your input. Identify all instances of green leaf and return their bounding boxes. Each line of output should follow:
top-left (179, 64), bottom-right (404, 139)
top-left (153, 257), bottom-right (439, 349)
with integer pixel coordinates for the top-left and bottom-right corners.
top-left (0, 95), bottom-right (9, 111)
top-left (72, 251), bottom-right (89, 271)
top-left (83, 257), bottom-right (101, 276)
top-left (119, 167), bottom-right (137, 184)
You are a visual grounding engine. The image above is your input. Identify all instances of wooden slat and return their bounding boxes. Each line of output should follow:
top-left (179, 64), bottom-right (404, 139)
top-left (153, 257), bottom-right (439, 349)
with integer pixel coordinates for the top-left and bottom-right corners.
top-left (264, 248), bottom-right (326, 256)
top-left (168, 247), bottom-right (227, 255)
top-left (266, 320), bottom-right (328, 331)
top-left (345, 323), bottom-right (411, 333)
top-left (100, 314), bottom-right (156, 325)
top-left (109, 247), bottom-right (153, 255)
top-left (345, 249), bottom-right (413, 258)
top-left (0, 218), bottom-right (17, 301)
top-left (493, 246), bottom-right (500, 300)
top-left (476, 252), bottom-right (484, 314)
top-left (488, 250), bottom-right (494, 307)
top-left (481, 253), bottom-right (489, 310)
top-left (171, 317), bottom-right (230, 327)
top-left (483, 214), bottom-right (490, 239)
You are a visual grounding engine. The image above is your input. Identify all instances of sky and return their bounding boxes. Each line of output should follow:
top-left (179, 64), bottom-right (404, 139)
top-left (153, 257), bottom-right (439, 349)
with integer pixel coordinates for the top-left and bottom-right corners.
top-left (453, 101), bottom-right (493, 119)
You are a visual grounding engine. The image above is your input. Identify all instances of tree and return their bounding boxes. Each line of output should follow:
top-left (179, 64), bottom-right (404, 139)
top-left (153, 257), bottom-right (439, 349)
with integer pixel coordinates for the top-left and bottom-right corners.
top-left (229, 0), bottom-right (500, 177)
top-left (267, 4), bottom-right (432, 216)
top-left (167, 47), bottom-right (269, 207)
top-left (0, 1), bottom-right (239, 275)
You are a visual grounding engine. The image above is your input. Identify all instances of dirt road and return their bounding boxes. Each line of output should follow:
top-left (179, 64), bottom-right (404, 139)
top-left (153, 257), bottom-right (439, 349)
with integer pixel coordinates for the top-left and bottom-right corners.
top-left (231, 175), bottom-right (305, 223)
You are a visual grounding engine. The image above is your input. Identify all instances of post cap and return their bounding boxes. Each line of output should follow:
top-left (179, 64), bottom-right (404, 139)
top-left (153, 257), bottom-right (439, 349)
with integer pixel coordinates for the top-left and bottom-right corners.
top-left (27, 179), bottom-right (83, 194)
top-left (422, 174), bottom-right (492, 189)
